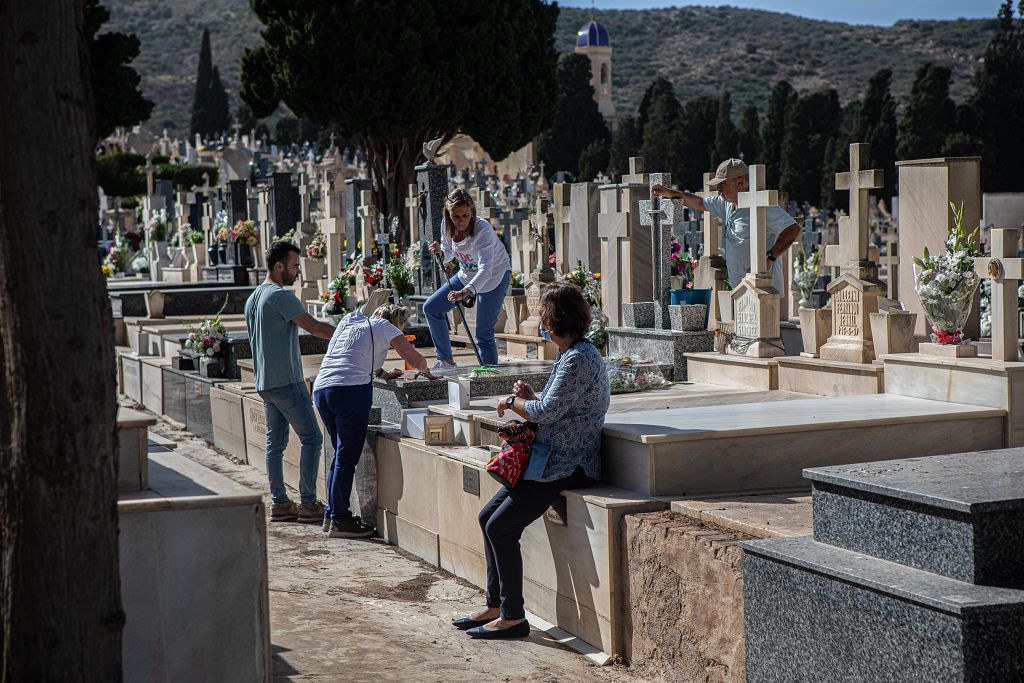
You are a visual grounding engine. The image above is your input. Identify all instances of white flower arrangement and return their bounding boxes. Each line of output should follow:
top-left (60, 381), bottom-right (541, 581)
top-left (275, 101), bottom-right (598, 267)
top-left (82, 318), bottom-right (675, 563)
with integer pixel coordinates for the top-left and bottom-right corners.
top-left (912, 202), bottom-right (980, 344)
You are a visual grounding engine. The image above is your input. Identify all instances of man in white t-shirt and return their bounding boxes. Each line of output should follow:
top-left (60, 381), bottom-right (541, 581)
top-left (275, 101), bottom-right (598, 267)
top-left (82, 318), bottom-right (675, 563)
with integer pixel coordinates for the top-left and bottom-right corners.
top-left (652, 158), bottom-right (800, 294)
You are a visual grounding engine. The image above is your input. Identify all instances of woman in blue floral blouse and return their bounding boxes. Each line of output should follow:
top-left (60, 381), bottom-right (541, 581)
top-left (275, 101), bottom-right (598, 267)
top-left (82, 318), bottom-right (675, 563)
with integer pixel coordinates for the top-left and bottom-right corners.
top-left (453, 283), bottom-right (610, 640)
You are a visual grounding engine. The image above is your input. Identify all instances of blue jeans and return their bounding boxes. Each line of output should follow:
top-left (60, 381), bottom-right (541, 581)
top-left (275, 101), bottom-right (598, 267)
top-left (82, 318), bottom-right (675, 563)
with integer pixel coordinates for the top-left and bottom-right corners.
top-left (312, 383), bottom-right (372, 521)
top-left (258, 382), bottom-right (323, 505)
top-left (424, 270), bottom-right (510, 365)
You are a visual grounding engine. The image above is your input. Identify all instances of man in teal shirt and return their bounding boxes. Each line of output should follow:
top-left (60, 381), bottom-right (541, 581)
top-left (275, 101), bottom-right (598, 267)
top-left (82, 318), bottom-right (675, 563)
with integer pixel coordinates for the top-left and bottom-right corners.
top-left (245, 241), bottom-right (336, 523)
top-left (652, 158), bottom-right (800, 294)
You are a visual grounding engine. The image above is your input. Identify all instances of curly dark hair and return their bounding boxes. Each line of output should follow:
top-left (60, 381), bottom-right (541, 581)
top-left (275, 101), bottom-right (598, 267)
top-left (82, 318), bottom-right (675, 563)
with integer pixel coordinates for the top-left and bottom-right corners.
top-left (538, 283), bottom-right (591, 340)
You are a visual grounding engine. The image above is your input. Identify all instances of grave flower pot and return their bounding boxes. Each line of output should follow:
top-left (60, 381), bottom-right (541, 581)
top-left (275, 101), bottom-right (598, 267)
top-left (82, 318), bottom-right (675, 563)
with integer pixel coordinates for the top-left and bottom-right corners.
top-left (236, 243), bottom-right (255, 268)
top-left (300, 258), bottom-right (325, 281)
top-left (671, 288), bottom-right (712, 329)
top-left (798, 306), bottom-right (832, 357)
top-left (200, 356), bottom-right (225, 379)
top-left (207, 244), bottom-right (220, 266)
top-left (217, 243), bottom-right (228, 264)
top-left (913, 263), bottom-right (979, 345)
top-left (869, 311), bottom-right (918, 356)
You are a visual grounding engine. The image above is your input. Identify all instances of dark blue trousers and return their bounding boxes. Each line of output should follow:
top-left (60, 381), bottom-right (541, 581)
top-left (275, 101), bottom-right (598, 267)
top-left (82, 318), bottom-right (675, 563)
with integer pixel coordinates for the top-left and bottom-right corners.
top-left (313, 383), bottom-right (372, 521)
top-left (478, 466), bottom-right (593, 620)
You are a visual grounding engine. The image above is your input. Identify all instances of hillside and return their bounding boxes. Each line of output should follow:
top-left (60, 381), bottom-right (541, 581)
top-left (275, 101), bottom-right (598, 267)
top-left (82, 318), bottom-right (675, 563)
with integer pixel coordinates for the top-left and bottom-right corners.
top-left (103, 1), bottom-right (995, 136)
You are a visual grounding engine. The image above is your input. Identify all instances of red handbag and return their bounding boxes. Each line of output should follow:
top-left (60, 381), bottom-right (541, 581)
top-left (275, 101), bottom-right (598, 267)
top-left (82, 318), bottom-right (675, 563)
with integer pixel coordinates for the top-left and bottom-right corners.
top-left (485, 420), bottom-right (537, 488)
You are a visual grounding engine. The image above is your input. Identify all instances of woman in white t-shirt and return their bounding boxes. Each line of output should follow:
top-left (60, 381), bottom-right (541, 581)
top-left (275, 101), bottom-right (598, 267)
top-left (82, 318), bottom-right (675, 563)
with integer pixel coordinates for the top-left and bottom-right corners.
top-left (425, 189), bottom-right (512, 368)
top-left (312, 304), bottom-right (434, 538)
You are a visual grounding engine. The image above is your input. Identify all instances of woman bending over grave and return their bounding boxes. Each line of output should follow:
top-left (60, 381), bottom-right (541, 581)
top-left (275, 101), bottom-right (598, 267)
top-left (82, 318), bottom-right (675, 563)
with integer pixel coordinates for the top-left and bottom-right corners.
top-left (312, 304), bottom-right (436, 538)
top-left (453, 283), bottom-right (610, 639)
top-left (425, 188), bottom-right (512, 368)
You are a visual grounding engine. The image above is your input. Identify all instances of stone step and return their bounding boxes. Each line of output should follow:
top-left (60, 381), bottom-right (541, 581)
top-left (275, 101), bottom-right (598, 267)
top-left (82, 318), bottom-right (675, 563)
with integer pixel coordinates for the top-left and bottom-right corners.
top-left (776, 356), bottom-right (885, 396)
top-left (600, 394), bottom-right (1005, 497)
top-left (683, 352), bottom-right (779, 390)
top-left (116, 407), bottom-right (157, 492)
top-left (741, 535), bottom-right (1024, 682)
top-left (805, 449), bottom-right (1024, 587)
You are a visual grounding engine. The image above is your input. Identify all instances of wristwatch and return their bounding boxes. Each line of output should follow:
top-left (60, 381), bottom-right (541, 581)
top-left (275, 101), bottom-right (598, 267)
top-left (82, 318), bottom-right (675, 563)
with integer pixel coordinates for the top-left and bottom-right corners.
top-left (505, 395), bottom-right (515, 408)
top-left (766, 250), bottom-right (776, 263)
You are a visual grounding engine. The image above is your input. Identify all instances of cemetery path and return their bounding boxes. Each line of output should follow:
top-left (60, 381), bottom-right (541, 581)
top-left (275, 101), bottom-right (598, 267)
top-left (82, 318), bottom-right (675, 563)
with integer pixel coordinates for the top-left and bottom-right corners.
top-left (152, 420), bottom-right (644, 683)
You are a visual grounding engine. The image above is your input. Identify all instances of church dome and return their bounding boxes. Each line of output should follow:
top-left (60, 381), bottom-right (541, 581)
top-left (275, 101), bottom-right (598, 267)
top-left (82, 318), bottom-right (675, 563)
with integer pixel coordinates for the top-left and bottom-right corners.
top-left (576, 19), bottom-right (610, 48)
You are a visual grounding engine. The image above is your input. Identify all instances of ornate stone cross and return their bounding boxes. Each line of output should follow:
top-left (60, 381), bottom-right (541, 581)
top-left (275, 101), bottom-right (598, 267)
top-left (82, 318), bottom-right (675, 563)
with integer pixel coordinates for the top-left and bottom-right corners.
top-left (975, 227), bottom-right (1024, 361)
top-left (638, 173), bottom-right (683, 328)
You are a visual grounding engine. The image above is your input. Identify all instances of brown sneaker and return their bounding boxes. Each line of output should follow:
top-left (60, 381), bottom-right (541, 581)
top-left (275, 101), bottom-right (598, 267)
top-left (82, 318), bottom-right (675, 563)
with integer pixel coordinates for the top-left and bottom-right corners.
top-left (297, 501), bottom-right (326, 524)
top-left (270, 500), bottom-right (298, 522)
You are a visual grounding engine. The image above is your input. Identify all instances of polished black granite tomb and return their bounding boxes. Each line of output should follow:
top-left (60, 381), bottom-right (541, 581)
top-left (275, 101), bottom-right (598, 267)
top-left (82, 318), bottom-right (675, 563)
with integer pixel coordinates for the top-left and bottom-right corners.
top-left (184, 373), bottom-right (227, 443)
top-left (111, 285), bottom-right (253, 317)
top-left (742, 450), bottom-right (1024, 682)
top-left (160, 366), bottom-right (191, 425)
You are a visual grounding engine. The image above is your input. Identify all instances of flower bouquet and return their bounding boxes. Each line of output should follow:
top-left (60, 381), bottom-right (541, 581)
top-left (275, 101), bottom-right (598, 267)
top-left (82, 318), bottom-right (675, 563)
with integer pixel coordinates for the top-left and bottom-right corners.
top-left (306, 231), bottom-right (327, 259)
top-left (793, 247), bottom-right (823, 308)
top-left (385, 258), bottom-right (415, 298)
top-left (145, 219), bottom-right (167, 243)
top-left (560, 259), bottom-right (602, 307)
top-left (669, 241), bottom-right (699, 289)
top-left (186, 296), bottom-right (230, 375)
top-left (364, 263), bottom-right (384, 288)
top-left (606, 357), bottom-right (671, 394)
top-left (231, 219), bottom-right (260, 246)
top-left (912, 202), bottom-right (980, 345)
top-left (510, 271), bottom-right (525, 289)
top-left (320, 273), bottom-right (351, 317)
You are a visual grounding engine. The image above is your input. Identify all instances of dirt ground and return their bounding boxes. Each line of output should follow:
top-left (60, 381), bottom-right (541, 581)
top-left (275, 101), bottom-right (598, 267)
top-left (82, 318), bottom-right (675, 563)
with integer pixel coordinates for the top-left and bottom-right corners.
top-left (153, 420), bottom-right (644, 682)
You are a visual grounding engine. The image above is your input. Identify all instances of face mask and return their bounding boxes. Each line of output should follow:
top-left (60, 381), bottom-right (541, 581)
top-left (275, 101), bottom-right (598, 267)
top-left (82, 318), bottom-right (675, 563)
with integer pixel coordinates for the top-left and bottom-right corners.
top-left (539, 323), bottom-right (552, 343)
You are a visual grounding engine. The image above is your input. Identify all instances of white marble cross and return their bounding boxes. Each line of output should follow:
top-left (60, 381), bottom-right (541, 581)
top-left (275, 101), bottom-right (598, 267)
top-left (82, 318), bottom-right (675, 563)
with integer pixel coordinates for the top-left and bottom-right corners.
top-left (404, 183), bottom-right (420, 245)
top-left (831, 143), bottom-right (883, 266)
top-left (356, 189), bottom-right (377, 265)
top-left (736, 164), bottom-right (778, 276)
top-left (638, 173), bottom-right (683, 326)
top-left (551, 183), bottom-right (572, 273)
top-left (975, 227), bottom-right (1023, 361)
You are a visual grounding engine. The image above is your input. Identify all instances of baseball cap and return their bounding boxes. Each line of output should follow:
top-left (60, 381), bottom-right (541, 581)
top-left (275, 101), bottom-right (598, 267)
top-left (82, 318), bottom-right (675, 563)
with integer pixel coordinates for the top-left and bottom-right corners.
top-left (707, 158), bottom-right (748, 187)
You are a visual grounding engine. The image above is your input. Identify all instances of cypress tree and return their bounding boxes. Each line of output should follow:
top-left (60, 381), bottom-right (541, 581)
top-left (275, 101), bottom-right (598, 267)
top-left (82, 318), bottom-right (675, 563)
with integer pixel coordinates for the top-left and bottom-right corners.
top-left (637, 76), bottom-right (679, 145)
top-left (781, 89), bottom-right (841, 205)
top-left (640, 87), bottom-right (682, 175)
top-left (675, 95), bottom-right (719, 190)
top-left (969, 0), bottom-right (1024, 190)
top-left (208, 66), bottom-right (232, 138)
top-left (897, 63), bottom-right (955, 162)
top-left (578, 139), bottom-right (610, 181)
top-left (761, 80), bottom-right (793, 187)
top-left (535, 53), bottom-right (610, 177)
top-left (608, 115), bottom-right (641, 180)
top-left (853, 69), bottom-right (898, 199)
top-left (189, 28), bottom-right (214, 139)
top-left (712, 90), bottom-right (738, 162)
top-left (737, 105), bottom-right (761, 163)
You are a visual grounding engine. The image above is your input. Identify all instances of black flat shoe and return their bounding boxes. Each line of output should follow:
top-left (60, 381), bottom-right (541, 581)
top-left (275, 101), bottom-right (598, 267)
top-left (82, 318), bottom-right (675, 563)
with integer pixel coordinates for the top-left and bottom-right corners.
top-left (466, 620), bottom-right (530, 639)
top-left (452, 616), bottom-right (492, 630)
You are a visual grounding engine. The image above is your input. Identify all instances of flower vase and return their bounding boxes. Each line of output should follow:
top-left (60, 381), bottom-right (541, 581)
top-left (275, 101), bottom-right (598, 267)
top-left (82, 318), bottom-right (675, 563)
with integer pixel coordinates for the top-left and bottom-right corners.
top-left (200, 356), bottom-right (225, 379)
top-left (218, 243), bottom-right (228, 264)
top-left (300, 258), bottom-right (325, 281)
top-left (671, 275), bottom-right (684, 290)
top-left (236, 243), bottom-right (254, 268)
top-left (672, 288), bottom-right (712, 329)
top-left (913, 263), bottom-right (978, 345)
top-left (207, 244), bottom-right (219, 266)
top-left (587, 304), bottom-right (609, 351)
top-left (191, 243), bottom-right (206, 269)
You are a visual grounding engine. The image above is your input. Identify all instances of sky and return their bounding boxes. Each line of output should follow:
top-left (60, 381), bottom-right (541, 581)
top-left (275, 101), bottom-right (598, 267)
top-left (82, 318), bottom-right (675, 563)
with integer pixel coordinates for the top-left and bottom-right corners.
top-left (558, 0), bottom-right (1004, 26)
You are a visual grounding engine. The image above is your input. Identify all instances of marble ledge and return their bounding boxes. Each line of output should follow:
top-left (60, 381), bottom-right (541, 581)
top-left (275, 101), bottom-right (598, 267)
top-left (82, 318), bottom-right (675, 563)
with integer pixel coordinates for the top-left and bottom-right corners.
top-left (742, 536), bottom-right (1024, 616)
top-left (804, 449), bottom-right (1024, 514)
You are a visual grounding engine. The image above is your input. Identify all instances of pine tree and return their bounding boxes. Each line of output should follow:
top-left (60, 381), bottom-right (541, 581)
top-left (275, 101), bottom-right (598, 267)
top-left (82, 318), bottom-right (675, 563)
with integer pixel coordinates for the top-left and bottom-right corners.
top-left (737, 105), bottom-right (761, 162)
top-left (853, 69), bottom-right (898, 199)
top-left (189, 28), bottom-right (214, 139)
top-left (208, 66), bottom-right (231, 137)
top-left (897, 63), bottom-right (955, 162)
top-left (608, 115), bottom-right (641, 180)
top-left (969, 0), bottom-right (1024, 190)
top-left (761, 80), bottom-right (793, 187)
top-left (712, 90), bottom-right (738, 162)
top-left (535, 53), bottom-right (610, 177)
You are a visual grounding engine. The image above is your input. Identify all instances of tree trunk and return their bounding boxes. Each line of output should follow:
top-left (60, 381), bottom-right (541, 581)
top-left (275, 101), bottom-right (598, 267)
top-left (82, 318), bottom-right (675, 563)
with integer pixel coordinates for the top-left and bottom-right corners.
top-left (0, 1), bottom-right (122, 679)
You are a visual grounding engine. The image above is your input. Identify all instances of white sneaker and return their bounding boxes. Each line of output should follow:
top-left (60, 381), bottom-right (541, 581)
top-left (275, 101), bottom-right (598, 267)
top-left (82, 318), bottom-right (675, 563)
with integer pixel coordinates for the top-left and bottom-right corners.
top-left (431, 359), bottom-right (458, 371)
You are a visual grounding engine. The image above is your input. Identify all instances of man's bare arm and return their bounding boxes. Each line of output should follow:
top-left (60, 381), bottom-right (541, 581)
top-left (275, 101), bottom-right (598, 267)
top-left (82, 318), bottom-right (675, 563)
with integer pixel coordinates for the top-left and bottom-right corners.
top-left (650, 184), bottom-right (706, 212)
top-left (768, 223), bottom-right (801, 261)
top-left (291, 313), bottom-right (335, 339)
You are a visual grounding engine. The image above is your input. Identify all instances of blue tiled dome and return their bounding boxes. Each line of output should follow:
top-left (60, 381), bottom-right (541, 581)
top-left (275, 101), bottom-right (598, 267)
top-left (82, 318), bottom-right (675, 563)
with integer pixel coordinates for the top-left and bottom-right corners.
top-left (576, 20), bottom-right (610, 48)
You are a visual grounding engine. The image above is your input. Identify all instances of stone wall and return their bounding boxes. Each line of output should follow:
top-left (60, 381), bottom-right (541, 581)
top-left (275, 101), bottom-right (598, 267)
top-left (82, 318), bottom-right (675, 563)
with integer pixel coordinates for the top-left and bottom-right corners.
top-left (622, 511), bottom-right (751, 682)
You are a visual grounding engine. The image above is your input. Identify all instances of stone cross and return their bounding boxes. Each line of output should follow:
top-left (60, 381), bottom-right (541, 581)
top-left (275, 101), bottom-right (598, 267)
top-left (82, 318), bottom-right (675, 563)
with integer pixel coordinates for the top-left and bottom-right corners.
top-left (597, 183), bottom-right (652, 328)
top-left (638, 173), bottom-right (683, 328)
top-left (404, 183), bottom-right (420, 245)
top-left (826, 143), bottom-right (884, 269)
top-left (694, 172), bottom-right (728, 328)
top-left (551, 183), bottom-right (573, 273)
top-left (319, 171), bottom-right (347, 277)
top-left (356, 190), bottom-right (377, 267)
top-left (975, 228), bottom-right (1023, 361)
top-left (530, 197), bottom-right (554, 277)
top-left (736, 164), bottom-right (778, 276)
top-left (622, 157), bottom-right (648, 185)
top-left (376, 218), bottom-right (392, 265)
top-left (878, 230), bottom-right (899, 300)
